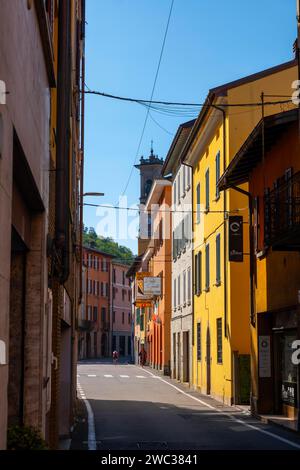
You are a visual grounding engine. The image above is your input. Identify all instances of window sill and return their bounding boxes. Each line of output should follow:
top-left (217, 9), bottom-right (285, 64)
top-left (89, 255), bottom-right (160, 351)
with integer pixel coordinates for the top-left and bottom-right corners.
top-left (204, 288), bottom-right (210, 293)
top-left (214, 281), bottom-right (221, 287)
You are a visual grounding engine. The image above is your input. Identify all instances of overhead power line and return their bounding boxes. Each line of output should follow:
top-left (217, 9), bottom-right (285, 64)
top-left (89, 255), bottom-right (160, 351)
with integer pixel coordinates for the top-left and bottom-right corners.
top-left (84, 89), bottom-right (293, 109)
top-left (114, 0), bottom-right (175, 202)
top-left (84, 202), bottom-right (248, 214)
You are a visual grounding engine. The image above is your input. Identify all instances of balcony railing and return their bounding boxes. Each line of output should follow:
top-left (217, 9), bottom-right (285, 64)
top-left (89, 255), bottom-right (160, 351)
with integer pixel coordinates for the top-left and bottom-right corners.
top-left (264, 171), bottom-right (300, 250)
top-left (78, 319), bottom-right (96, 332)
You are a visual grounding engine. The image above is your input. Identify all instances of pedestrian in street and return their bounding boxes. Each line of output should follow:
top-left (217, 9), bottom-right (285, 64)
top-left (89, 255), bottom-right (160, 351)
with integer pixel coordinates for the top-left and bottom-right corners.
top-left (112, 350), bottom-right (119, 365)
top-left (139, 347), bottom-right (147, 368)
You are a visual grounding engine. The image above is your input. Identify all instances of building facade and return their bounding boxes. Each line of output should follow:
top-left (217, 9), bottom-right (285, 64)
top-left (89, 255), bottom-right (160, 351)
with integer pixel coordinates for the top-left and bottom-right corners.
top-left (219, 108), bottom-right (300, 423)
top-left (0, 0), bottom-right (85, 449)
top-left (111, 262), bottom-right (133, 358)
top-left (144, 179), bottom-right (172, 375)
top-left (183, 59), bottom-right (297, 405)
top-left (79, 247), bottom-right (113, 359)
top-left (162, 120), bottom-right (195, 384)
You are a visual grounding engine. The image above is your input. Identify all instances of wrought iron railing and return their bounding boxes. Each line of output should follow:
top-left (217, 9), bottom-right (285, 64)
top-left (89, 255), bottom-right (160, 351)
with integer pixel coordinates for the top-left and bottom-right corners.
top-left (264, 171), bottom-right (300, 246)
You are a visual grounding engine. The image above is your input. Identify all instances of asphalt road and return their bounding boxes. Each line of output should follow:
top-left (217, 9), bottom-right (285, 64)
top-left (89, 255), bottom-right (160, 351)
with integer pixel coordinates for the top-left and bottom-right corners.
top-left (76, 360), bottom-right (300, 451)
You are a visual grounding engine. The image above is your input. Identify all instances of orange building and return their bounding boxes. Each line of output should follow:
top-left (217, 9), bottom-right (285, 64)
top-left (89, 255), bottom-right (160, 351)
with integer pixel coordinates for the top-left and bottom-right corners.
top-left (219, 108), bottom-right (300, 425)
top-left (80, 247), bottom-right (113, 358)
top-left (143, 179), bottom-right (172, 374)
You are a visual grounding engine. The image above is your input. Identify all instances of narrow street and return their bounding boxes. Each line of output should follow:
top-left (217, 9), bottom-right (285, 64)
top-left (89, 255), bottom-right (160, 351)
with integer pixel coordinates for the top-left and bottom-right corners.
top-left (75, 361), bottom-right (300, 451)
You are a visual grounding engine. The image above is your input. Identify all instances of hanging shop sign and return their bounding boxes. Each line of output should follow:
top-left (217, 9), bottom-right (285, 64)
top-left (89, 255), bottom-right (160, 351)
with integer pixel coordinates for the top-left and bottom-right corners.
top-left (229, 216), bottom-right (243, 262)
top-left (143, 276), bottom-right (162, 296)
top-left (135, 300), bottom-right (153, 308)
top-left (136, 272), bottom-right (152, 300)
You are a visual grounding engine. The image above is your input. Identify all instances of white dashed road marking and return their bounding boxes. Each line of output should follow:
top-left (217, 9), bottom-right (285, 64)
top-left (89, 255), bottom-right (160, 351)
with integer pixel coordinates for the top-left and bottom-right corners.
top-left (87, 374), bottom-right (96, 377)
top-left (104, 374), bottom-right (113, 378)
top-left (120, 375), bottom-right (130, 378)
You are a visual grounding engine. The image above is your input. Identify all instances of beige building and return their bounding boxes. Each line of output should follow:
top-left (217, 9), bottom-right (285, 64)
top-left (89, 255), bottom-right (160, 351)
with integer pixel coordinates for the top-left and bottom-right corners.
top-left (162, 120), bottom-right (195, 384)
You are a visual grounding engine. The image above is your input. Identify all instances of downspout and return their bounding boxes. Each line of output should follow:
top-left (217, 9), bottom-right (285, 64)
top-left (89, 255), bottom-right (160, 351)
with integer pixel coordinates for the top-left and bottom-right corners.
top-left (55, 0), bottom-right (71, 283)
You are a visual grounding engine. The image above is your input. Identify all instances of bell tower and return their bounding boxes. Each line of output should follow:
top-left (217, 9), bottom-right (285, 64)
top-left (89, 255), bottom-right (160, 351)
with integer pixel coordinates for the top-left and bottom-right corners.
top-left (135, 143), bottom-right (164, 255)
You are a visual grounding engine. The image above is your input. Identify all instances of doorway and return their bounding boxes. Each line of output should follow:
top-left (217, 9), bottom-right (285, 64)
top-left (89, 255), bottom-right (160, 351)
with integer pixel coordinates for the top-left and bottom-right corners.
top-left (274, 329), bottom-right (297, 416)
top-left (183, 331), bottom-right (190, 383)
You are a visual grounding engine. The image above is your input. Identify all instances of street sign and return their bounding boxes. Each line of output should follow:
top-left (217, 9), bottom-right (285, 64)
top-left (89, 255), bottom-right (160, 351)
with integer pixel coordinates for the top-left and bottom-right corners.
top-left (143, 276), bottom-right (162, 296)
top-left (229, 216), bottom-right (243, 262)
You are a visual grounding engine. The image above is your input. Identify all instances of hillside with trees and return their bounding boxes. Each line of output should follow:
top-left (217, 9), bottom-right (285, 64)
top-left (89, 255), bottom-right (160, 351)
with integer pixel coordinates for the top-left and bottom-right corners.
top-left (83, 226), bottom-right (135, 265)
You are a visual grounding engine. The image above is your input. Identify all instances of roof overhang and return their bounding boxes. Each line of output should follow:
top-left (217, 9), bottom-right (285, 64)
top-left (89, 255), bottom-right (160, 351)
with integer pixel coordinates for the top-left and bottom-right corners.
top-left (218, 108), bottom-right (298, 191)
top-left (162, 120), bottom-right (196, 176)
top-left (144, 178), bottom-right (172, 211)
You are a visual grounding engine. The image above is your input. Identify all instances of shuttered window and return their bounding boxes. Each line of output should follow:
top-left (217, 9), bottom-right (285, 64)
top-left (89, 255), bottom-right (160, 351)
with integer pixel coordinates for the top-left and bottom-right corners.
top-left (217, 318), bottom-right (222, 364)
top-left (205, 244), bottom-right (210, 291)
top-left (196, 183), bottom-right (201, 224)
top-left (215, 152), bottom-right (220, 199)
top-left (197, 322), bottom-right (201, 361)
top-left (205, 169), bottom-right (210, 211)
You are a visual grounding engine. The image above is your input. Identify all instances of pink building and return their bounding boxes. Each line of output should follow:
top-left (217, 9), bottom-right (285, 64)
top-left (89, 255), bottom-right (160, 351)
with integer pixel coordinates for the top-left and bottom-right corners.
top-left (111, 262), bottom-right (133, 358)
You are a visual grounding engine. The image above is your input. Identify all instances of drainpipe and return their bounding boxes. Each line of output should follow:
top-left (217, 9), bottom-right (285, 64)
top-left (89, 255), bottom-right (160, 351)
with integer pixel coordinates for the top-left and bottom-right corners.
top-left (79, 0), bottom-right (86, 302)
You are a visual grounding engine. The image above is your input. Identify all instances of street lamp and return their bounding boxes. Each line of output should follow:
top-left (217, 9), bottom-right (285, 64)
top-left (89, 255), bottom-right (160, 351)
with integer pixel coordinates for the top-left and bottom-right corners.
top-left (83, 192), bottom-right (105, 197)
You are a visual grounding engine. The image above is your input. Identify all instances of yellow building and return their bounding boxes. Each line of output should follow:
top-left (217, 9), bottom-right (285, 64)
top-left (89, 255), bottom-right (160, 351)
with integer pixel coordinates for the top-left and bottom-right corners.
top-left (182, 58), bottom-right (297, 405)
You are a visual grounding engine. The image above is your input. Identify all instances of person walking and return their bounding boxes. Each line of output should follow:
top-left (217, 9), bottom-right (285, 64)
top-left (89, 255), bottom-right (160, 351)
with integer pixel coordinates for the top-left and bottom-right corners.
top-left (138, 346), bottom-right (147, 368)
top-left (112, 350), bottom-right (119, 365)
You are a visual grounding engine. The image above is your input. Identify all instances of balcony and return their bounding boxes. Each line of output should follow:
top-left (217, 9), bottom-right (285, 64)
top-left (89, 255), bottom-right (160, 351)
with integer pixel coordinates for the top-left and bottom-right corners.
top-left (78, 319), bottom-right (96, 332)
top-left (264, 171), bottom-right (300, 250)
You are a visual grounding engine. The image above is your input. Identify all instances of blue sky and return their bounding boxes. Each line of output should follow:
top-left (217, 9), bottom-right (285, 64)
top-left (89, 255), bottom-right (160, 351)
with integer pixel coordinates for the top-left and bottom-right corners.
top-left (84, 0), bottom-right (296, 254)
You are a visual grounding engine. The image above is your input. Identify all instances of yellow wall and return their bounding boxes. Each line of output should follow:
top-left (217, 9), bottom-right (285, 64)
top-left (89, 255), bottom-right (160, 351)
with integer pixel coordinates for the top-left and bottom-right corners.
top-left (192, 62), bottom-right (297, 404)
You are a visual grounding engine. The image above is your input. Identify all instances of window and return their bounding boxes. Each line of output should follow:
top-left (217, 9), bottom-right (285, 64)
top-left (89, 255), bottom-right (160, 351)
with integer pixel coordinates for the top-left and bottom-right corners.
top-left (205, 169), bottom-right (210, 211)
top-left (196, 183), bottom-right (200, 224)
top-left (173, 181), bottom-right (177, 206)
top-left (187, 166), bottom-right (191, 188)
top-left (128, 313), bottom-right (131, 324)
top-left (173, 278), bottom-right (177, 308)
top-left (178, 173), bottom-right (181, 202)
top-left (113, 268), bottom-right (116, 283)
top-left (122, 312), bottom-right (125, 324)
top-left (195, 252), bottom-right (202, 296)
top-left (122, 289), bottom-right (126, 301)
top-left (122, 271), bottom-right (125, 285)
top-left (173, 181), bottom-right (176, 206)
top-left (106, 283), bottom-right (109, 297)
top-left (215, 152), bottom-right (220, 199)
top-left (128, 291), bottom-right (131, 302)
top-left (93, 280), bottom-right (96, 295)
top-left (101, 282), bottom-right (104, 297)
top-left (205, 244), bottom-right (210, 291)
top-left (101, 307), bottom-right (106, 322)
top-left (183, 271), bottom-right (186, 304)
top-left (217, 318), bottom-right (222, 364)
top-left (177, 275), bottom-right (181, 306)
top-left (93, 306), bottom-right (98, 322)
top-left (113, 311), bottom-right (115, 323)
top-left (216, 234), bottom-right (221, 285)
top-left (182, 166), bottom-right (186, 192)
top-left (187, 267), bottom-right (191, 303)
top-left (197, 322), bottom-right (201, 361)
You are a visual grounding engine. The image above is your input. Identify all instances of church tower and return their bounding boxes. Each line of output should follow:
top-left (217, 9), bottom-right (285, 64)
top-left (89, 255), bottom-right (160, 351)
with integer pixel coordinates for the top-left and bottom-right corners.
top-left (135, 144), bottom-right (164, 255)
